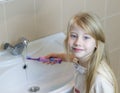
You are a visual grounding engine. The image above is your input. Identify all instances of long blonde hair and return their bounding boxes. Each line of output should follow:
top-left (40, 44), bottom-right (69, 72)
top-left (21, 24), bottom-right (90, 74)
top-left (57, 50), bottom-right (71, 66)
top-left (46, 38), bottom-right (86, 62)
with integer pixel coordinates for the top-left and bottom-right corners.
top-left (64, 12), bottom-right (118, 93)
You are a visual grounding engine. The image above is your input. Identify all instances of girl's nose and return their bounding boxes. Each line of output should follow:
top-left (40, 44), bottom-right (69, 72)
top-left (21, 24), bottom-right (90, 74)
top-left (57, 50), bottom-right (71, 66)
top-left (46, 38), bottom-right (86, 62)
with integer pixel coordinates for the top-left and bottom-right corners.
top-left (74, 37), bottom-right (83, 46)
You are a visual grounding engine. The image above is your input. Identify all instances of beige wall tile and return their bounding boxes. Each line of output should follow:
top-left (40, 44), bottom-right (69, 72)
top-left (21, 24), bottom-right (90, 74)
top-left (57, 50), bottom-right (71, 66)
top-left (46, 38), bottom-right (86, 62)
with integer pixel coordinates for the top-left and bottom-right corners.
top-left (63, 0), bottom-right (84, 32)
top-left (37, 0), bottom-right (62, 38)
top-left (85, 0), bottom-right (106, 18)
top-left (107, 0), bottom-right (120, 16)
top-left (5, 0), bottom-right (37, 44)
top-left (0, 24), bottom-right (8, 50)
top-left (104, 15), bottom-right (120, 51)
top-left (0, 4), bottom-right (8, 50)
top-left (5, 0), bottom-right (35, 19)
top-left (0, 5), bottom-right (3, 22)
top-left (6, 15), bottom-right (36, 43)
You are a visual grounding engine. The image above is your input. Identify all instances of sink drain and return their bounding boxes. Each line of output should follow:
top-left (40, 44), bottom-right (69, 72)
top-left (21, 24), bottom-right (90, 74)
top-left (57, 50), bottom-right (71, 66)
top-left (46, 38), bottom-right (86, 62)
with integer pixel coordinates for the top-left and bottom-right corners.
top-left (29, 86), bottom-right (40, 93)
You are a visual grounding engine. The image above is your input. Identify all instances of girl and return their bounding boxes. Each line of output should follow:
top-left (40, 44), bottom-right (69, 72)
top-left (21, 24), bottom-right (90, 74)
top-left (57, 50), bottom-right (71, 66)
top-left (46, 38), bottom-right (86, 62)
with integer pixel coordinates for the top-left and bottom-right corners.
top-left (45, 12), bottom-right (118, 93)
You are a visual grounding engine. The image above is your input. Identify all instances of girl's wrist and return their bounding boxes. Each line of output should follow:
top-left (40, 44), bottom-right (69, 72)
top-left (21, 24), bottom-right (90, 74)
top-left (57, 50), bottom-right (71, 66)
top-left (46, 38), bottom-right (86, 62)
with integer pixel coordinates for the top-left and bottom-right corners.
top-left (58, 53), bottom-right (66, 62)
top-left (60, 53), bottom-right (74, 62)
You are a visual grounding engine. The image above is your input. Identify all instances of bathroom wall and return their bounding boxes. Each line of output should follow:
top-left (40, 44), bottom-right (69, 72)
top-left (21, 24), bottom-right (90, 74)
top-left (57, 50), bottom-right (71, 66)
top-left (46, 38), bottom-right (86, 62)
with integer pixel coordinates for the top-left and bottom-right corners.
top-left (0, 0), bottom-right (120, 91)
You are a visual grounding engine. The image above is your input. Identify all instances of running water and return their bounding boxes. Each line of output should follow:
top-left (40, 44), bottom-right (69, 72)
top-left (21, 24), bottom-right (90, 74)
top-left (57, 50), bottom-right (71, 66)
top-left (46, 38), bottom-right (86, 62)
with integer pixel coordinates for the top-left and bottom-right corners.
top-left (22, 40), bottom-right (40, 93)
top-left (22, 44), bottom-right (29, 85)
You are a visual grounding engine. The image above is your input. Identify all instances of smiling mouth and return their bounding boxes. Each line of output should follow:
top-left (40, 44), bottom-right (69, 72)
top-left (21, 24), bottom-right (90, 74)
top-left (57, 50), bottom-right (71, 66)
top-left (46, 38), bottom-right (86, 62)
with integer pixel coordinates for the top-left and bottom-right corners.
top-left (72, 48), bottom-right (84, 52)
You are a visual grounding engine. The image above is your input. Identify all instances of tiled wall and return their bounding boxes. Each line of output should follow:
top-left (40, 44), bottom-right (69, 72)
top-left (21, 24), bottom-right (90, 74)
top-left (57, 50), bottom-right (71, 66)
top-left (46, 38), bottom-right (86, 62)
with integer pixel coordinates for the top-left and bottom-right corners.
top-left (0, 0), bottom-right (120, 90)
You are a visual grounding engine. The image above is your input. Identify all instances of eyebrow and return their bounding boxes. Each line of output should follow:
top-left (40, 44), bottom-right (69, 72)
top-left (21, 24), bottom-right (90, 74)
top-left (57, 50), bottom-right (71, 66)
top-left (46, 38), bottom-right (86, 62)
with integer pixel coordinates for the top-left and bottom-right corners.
top-left (70, 31), bottom-right (89, 35)
top-left (70, 31), bottom-right (78, 33)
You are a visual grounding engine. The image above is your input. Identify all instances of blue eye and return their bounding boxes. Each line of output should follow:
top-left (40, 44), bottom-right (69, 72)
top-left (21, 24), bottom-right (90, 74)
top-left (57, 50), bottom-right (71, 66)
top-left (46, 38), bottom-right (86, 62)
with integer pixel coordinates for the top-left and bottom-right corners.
top-left (70, 34), bottom-right (78, 38)
top-left (84, 36), bottom-right (90, 40)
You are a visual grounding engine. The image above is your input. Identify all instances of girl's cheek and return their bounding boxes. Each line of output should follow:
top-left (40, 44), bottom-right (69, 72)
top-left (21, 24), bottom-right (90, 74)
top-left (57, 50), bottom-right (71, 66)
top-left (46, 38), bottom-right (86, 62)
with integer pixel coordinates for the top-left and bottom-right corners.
top-left (68, 39), bottom-right (74, 46)
top-left (87, 41), bottom-right (96, 51)
top-left (68, 41), bottom-right (71, 47)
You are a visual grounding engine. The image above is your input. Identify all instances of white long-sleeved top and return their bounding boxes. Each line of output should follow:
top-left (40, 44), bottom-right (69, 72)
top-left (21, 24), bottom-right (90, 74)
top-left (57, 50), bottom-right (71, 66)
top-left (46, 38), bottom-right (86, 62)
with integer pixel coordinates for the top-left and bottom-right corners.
top-left (73, 63), bottom-right (114, 93)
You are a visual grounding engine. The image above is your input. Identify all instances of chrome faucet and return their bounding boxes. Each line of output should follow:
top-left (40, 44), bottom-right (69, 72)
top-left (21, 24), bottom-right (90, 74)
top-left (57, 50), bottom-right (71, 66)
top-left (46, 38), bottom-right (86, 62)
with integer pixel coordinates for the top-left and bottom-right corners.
top-left (4, 37), bottom-right (29, 56)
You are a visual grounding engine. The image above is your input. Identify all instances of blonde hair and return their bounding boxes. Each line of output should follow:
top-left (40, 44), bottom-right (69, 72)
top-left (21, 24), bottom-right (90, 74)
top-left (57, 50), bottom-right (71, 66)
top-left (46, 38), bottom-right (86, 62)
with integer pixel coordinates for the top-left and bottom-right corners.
top-left (64, 12), bottom-right (118, 93)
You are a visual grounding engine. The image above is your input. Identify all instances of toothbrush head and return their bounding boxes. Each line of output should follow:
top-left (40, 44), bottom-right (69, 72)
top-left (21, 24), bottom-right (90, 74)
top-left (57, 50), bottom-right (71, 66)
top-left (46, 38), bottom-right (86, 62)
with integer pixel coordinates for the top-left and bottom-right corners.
top-left (26, 57), bottom-right (40, 61)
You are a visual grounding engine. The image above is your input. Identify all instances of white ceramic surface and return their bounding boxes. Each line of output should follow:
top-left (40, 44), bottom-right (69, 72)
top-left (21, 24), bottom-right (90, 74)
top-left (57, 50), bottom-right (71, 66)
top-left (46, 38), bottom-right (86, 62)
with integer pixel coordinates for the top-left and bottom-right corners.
top-left (0, 32), bottom-right (74, 93)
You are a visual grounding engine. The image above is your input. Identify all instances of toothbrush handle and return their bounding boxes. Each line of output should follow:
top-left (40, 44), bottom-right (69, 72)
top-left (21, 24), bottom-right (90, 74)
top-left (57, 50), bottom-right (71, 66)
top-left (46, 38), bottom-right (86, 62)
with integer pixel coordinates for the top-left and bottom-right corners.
top-left (40, 57), bottom-right (62, 64)
top-left (27, 57), bottom-right (62, 64)
top-left (49, 57), bottom-right (62, 64)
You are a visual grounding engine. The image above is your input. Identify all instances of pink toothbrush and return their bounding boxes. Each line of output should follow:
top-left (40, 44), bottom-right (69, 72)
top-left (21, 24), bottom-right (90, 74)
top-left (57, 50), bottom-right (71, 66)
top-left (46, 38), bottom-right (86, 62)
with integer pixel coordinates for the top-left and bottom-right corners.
top-left (26, 56), bottom-right (62, 64)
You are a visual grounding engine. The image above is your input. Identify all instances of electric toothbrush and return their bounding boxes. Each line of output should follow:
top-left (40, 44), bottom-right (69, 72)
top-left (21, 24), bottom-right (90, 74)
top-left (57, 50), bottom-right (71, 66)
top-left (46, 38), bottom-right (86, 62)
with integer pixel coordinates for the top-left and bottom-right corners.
top-left (26, 56), bottom-right (62, 64)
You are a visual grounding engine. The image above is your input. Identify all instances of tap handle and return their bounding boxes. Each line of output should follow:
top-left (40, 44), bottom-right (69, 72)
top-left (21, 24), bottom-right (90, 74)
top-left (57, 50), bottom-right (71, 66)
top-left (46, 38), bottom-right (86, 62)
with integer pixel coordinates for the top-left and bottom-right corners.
top-left (4, 43), bottom-right (14, 50)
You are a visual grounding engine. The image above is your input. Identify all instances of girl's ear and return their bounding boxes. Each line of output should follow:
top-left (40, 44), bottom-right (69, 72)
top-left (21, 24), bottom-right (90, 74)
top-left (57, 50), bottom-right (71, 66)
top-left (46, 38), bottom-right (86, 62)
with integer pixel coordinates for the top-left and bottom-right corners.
top-left (95, 40), bottom-right (98, 48)
top-left (94, 47), bottom-right (97, 51)
top-left (94, 43), bottom-right (97, 51)
top-left (95, 44), bottom-right (97, 48)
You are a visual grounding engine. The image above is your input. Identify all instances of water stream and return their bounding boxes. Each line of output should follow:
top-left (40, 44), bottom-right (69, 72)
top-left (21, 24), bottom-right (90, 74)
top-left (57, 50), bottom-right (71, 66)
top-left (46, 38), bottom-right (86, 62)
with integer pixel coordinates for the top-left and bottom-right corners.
top-left (22, 45), bottom-right (40, 93)
top-left (22, 45), bottom-right (29, 84)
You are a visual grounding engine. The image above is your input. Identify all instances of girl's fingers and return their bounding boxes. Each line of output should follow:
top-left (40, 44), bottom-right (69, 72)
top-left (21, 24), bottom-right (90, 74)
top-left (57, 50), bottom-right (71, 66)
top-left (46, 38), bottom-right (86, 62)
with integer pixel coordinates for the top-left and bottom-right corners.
top-left (45, 53), bottom-right (58, 59)
top-left (42, 61), bottom-right (56, 64)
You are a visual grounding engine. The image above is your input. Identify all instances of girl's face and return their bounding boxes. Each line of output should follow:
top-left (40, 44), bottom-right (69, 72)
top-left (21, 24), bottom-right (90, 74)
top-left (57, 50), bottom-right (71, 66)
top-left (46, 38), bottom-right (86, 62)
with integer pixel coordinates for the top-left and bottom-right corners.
top-left (68, 24), bottom-right (96, 61)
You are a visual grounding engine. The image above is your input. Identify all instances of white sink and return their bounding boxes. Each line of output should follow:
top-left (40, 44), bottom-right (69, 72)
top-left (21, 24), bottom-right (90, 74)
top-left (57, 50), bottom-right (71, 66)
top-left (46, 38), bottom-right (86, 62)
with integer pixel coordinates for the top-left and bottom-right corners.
top-left (0, 32), bottom-right (74, 93)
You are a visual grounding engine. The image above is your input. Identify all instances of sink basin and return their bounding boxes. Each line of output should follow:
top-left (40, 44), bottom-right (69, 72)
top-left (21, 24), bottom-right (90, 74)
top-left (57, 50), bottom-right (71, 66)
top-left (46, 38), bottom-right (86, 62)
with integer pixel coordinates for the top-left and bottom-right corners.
top-left (0, 32), bottom-right (74, 93)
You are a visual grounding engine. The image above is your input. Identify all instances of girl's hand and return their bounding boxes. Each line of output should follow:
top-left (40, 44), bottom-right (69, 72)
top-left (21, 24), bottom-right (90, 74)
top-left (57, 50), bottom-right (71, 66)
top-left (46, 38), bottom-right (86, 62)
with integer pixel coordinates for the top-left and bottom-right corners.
top-left (44, 53), bottom-right (66, 64)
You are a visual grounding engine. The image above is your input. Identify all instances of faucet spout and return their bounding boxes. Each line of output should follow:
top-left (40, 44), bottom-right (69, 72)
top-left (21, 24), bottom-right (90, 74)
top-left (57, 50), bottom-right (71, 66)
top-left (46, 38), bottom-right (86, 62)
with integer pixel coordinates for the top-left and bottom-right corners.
top-left (20, 37), bottom-right (29, 47)
top-left (4, 37), bottom-right (29, 56)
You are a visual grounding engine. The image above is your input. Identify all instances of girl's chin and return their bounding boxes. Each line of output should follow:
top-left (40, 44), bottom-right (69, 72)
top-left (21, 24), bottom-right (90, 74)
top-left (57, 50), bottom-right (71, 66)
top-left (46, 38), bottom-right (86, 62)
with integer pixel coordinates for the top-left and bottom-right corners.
top-left (72, 53), bottom-right (85, 58)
